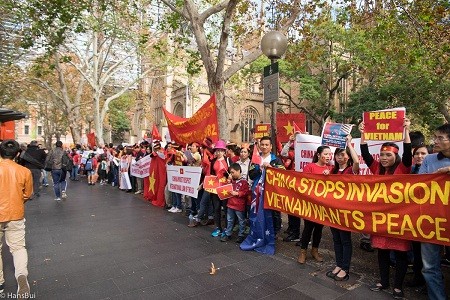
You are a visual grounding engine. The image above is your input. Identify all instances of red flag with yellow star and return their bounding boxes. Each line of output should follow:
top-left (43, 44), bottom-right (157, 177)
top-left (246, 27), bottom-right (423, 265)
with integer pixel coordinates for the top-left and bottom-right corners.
top-left (276, 113), bottom-right (306, 142)
top-left (144, 156), bottom-right (167, 207)
top-left (204, 175), bottom-right (219, 193)
top-left (216, 184), bottom-right (233, 200)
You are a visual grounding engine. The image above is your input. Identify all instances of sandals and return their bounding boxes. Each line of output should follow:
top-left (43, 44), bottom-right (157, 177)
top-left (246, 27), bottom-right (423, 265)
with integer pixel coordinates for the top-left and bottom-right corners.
top-left (369, 283), bottom-right (389, 292)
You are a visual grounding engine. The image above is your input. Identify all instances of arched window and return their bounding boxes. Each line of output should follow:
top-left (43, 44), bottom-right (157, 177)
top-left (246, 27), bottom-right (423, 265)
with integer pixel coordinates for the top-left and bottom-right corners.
top-left (240, 106), bottom-right (259, 142)
top-left (173, 102), bottom-right (184, 117)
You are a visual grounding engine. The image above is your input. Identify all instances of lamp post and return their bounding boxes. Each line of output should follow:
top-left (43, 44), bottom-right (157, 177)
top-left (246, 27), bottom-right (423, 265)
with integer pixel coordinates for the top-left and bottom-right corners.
top-left (261, 31), bottom-right (288, 154)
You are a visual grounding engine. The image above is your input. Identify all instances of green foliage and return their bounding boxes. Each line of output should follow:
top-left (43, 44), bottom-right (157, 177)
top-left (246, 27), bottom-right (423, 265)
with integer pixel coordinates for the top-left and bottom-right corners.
top-left (109, 92), bottom-right (134, 142)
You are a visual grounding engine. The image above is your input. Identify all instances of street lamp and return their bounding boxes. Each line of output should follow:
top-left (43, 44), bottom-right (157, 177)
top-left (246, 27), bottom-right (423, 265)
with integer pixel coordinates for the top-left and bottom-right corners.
top-left (261, 31), bottom-right (288, 154)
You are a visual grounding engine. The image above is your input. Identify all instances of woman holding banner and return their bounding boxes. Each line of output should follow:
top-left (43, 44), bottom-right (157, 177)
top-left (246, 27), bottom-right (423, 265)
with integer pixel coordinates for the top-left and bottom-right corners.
top-left (298, 145), bottom-right (333, 264)
top-left (360, 118), bottom-right (412, 299)
top-left (326, 135), bottom-right (359, 281)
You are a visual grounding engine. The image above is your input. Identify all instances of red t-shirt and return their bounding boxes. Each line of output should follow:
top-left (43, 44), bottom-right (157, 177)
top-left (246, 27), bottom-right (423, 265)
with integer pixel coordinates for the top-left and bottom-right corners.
top-left (303, 163), bottom-right (332, 174)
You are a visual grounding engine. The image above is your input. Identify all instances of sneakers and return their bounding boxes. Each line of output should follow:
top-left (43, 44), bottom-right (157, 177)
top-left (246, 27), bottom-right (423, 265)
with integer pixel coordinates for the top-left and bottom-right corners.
top-left (134, 190), bottom-right (142, 194)
top-left (220, 234), bottom-right (231, 242)
top-left (55, 197), bottom-right (61, 201)
top-left (17, 275), bottom-right (30, 298)
top-left (61, 191), bottom-right (67, 199)
top-left (211, 228), bottom-right (222, 237)
top-left (171, 208), bottom-right (182, 213)
top-left (392, 289), bottom-right (404, 299)
top-left (283, 233), bottom-right (300, 242)
top-left (168, 207), bottom-right (176, 212)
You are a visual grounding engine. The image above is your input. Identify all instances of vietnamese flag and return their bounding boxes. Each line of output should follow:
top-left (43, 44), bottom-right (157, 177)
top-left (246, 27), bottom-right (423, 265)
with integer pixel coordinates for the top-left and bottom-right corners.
top-left (251, 144), bottom-right (262, 165)
top-left (216, 184), bottom-right (233, 200)
top-left (146, 156), bottom-right (167, 207)
top-left (276, 113), bottom-right (306, 142)
top-left (204, 175), bottom-right (219, 189)
top-left (292, 121), bottom-right (303, 133)
top-left (152, 124), bottom-right (162, 141)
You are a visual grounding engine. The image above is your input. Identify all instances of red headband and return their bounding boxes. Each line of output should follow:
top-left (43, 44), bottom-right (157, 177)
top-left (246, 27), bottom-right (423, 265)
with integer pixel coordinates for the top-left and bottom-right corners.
top-left (380, 146), bottom-right (399, 154)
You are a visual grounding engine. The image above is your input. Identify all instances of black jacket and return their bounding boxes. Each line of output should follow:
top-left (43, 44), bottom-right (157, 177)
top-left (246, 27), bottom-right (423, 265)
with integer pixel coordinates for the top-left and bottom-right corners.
top-left (21, 145), bottom-right (47, 169)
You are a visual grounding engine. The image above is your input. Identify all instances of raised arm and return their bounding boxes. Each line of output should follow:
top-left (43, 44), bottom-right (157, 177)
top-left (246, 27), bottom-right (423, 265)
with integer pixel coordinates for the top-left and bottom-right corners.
top-left (346, 135), bottom-right (360, 174)
top-left (402, 118), bottom-right (412, 167)
top-left (358, 122), bottom-right (374, 167)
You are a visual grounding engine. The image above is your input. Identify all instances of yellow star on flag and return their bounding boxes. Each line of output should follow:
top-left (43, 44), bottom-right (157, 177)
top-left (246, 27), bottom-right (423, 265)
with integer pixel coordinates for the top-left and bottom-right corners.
top-left (149, 171), bottom-right (156, 193)
top-left (208, 179), bottom-right (215, 186)
top-left (221, 190), bottom-right (229, 196)
top-left (284, 121), bottom-right (294, 136)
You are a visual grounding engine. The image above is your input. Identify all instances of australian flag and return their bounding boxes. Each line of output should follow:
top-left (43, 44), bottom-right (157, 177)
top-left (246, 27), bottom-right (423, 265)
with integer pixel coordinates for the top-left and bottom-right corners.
top-left (240, 169), bottom-right (275, 255)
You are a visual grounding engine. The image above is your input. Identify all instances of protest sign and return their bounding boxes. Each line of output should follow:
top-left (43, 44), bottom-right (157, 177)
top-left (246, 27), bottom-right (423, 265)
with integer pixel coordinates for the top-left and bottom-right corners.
top-left (167, 166), bottom-right (202, 198)
top-left (294, 134), bottom-right (403, 175)
top-left (363, 108), bottom-right (405, 141)
top-left (321, 122), bottom-right (353, 148)
top-left (254, 124), bottom-right (271, 139)
top-left (130, 155), bottom-right (151, 178)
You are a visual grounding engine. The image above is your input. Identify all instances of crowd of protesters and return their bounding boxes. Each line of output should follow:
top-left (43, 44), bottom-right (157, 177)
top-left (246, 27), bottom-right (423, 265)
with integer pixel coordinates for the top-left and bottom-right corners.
top-left (1, 120), bottom-right (450, 299)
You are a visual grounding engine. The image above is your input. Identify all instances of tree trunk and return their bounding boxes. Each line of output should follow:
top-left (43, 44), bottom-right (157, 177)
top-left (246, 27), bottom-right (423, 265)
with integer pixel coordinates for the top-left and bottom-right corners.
top-left (209, 79), bottom-right (228, 140)
top-left (94, 95), bottom-right (105, 146)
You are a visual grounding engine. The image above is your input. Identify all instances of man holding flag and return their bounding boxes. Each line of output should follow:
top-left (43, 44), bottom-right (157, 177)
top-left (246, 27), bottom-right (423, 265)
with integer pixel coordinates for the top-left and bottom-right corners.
top-left (240, 136), bottom-right (284, 255)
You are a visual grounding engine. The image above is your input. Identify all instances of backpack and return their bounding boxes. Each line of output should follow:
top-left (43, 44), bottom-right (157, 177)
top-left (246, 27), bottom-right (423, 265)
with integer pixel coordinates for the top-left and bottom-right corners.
top-left (85, 159), bottom-right (93, 171)
top-left (100, 161), bottom-right (107, 171)
top-left (62, 153), bottom-right (74, 171)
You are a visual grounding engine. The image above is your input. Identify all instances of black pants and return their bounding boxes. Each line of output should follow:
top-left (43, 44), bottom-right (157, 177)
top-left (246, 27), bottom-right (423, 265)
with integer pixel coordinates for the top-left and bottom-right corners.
top-left (411, 241), bottom-right (424, 283)
top-left (378, 249), bottom-right (408, 290)
top-left (300, 220), bottom-right (323, 249)
top-left (287, 215), bottom-right (301, 236)
top-left (272, 210), bottom-right (281, 234)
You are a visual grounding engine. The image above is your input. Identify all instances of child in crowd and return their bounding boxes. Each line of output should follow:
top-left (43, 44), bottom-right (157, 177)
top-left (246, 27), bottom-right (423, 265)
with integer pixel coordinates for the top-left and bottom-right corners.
top-left (86, 153), bottom-right (98, 185)
top-left (98, 155), bottom-right (108, 185)
top-left (220, 163), bottom-right (250, 243)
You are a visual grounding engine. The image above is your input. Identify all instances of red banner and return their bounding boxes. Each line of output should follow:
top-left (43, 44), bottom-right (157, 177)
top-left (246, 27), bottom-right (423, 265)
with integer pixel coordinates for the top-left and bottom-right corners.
top-left (87, 132), bottom-right (96, 147)
top-left (363, 108), bottom-right (405, 141)
top-left (163, 94), bottom-right (219, 145)
top-left (264, 168), bottom-right (450, 246)
top-left (276, 113), bottom-right (306, 142)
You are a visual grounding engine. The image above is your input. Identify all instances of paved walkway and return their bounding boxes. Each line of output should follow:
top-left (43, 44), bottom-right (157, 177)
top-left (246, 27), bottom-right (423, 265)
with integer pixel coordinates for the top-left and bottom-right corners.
top-left (1, 178), bottom-right (445, 299)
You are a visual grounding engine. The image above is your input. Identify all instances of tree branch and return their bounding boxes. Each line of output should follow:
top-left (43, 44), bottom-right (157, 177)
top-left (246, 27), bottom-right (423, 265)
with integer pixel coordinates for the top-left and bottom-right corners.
top-left (224, 0), bottom-right (301, 81)
top-left (199, 0), bottom-right (230, 24)
top-left (159, 0), bottom-right (189, 19)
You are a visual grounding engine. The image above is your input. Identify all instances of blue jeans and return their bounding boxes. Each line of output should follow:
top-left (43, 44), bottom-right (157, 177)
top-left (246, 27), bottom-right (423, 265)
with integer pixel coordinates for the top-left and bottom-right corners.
top-left (171, 192), bottom-right (182, 209)
top-left (421, 243), bottom-right (447, 300)
top-left (41, 170), bottom-right (48, 185)
top-left (51, 169), bottom-right (67, 198)
top-left (190, 189), bottom-right (203, 215)
top-left (71, 165), bottom-right (79, 180)
top-left (196, 190), bottom-right (213, 220)
top-left (330, 227), bottom-right (352, 272)
top-left (225, 209), bottom-right (245, 237)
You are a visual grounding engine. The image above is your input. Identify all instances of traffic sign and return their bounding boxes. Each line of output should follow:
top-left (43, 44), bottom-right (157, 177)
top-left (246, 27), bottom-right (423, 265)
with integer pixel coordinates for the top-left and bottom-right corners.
top-left (263, 62), bottom-right (279, 104)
